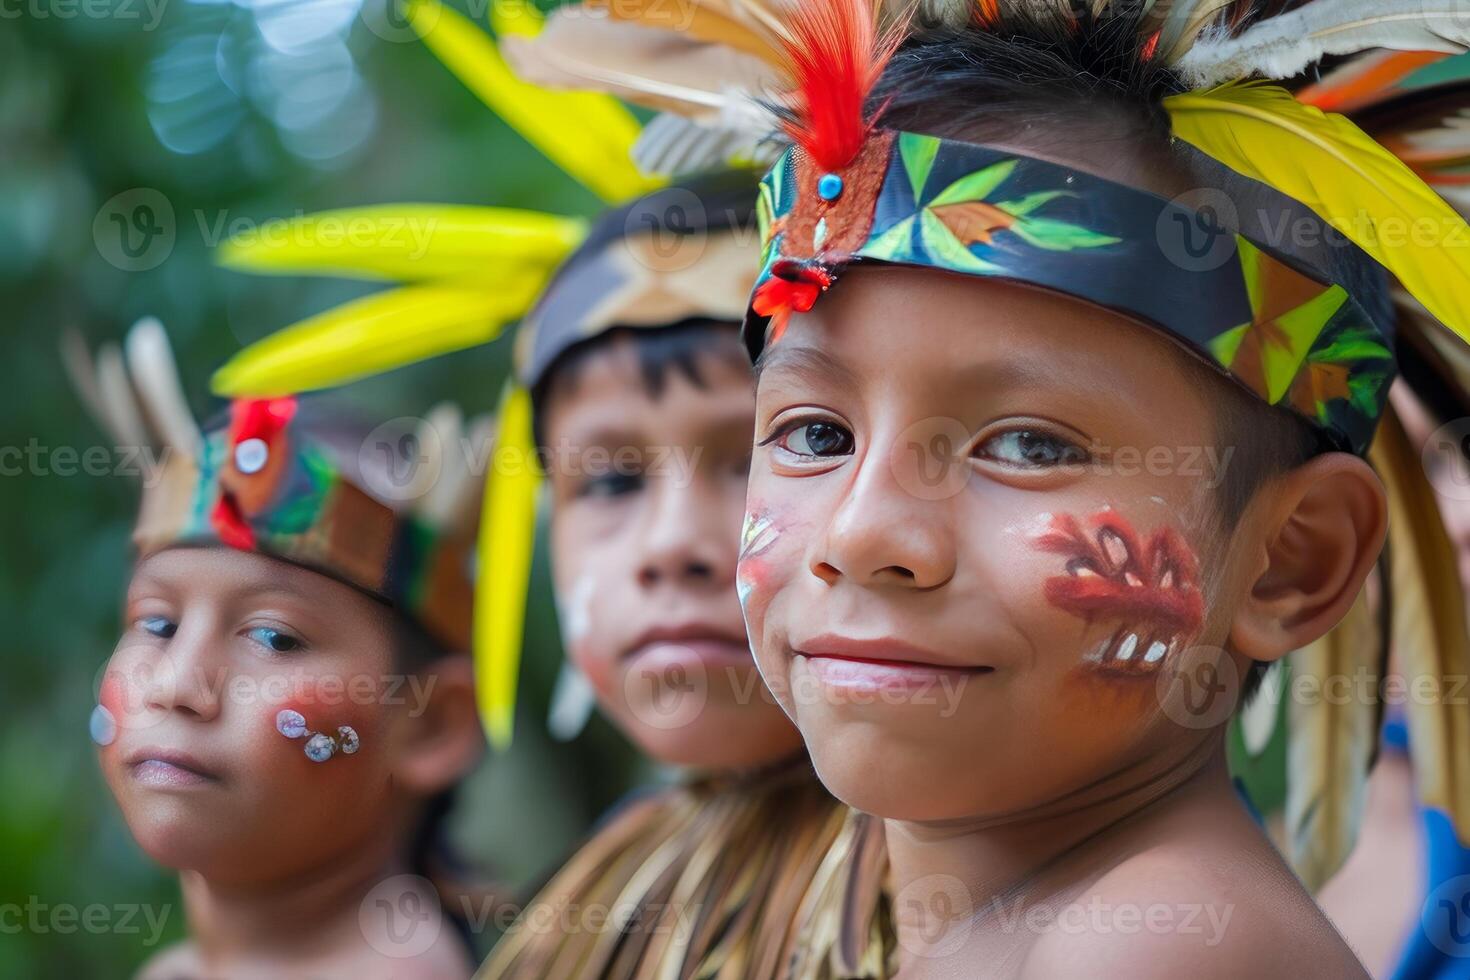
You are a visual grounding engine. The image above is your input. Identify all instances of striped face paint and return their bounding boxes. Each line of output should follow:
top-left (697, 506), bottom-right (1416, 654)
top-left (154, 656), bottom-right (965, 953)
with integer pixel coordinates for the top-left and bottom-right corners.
top-left (1034, 508), bottom-right (1204, 677)
top-left (736, 510), bottom-right (779, 608)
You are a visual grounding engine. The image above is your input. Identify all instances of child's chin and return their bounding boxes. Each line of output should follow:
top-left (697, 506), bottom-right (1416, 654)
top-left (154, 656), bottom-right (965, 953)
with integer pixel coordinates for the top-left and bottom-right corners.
top-left (627, 704), bottom-right (801, 771)
top-left (121, 802), bottom-right (236, 872)
top-left (803, 725), bottom-right (994, 821)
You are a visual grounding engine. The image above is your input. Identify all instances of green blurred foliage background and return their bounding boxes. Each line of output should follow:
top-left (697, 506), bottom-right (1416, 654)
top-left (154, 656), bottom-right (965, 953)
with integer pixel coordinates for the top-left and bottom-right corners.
top-left (1, 1), bottom-right (648, 973)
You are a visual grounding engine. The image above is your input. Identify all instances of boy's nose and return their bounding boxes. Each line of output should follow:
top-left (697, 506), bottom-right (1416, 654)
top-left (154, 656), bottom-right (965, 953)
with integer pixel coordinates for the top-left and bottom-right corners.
top-left (811, 446), bottom-right (957, 590)
top-left (143, 624), bottom-right (223, 721)
top-left (634, 480), bottom-right (733, 591)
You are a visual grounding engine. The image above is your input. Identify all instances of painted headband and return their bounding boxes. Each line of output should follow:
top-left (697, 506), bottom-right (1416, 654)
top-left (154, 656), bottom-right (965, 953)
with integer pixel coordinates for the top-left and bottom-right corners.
top-left (134, 397), bottom-right (475, 653)
top-left (745, 132), bottom-right (1395, 455)
top-left (515, 180), bottom-right (760, 391)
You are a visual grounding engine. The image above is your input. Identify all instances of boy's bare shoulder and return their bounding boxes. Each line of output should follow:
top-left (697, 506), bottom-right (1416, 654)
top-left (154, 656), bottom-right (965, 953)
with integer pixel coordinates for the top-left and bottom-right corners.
top-left (1018, 845), bottom-right (1368, 980)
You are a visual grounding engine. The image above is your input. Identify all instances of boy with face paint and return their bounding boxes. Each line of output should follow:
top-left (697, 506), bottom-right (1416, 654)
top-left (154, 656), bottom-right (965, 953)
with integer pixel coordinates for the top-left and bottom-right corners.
top-left (73, 320), bottom-right (485, 979)
top-left (521, 0), bottom-right (1470, 974)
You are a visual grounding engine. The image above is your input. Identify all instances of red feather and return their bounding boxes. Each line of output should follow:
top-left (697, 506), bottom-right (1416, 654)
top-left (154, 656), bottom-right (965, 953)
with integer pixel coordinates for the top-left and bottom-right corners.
top-left (780, 0), bottom-right (901, 173)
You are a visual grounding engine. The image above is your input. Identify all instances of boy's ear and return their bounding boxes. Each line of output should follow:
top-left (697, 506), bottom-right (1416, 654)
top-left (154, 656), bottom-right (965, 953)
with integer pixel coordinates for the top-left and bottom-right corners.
top-left (1229, 452), bottom-right (1387, 663)
top-left (392, 655), bottom-right (483, 795)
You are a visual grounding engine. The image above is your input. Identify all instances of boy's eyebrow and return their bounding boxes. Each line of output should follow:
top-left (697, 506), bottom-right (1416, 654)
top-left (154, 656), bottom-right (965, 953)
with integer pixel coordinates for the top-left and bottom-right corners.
top-left (754, 344), bottom-right (858, 392)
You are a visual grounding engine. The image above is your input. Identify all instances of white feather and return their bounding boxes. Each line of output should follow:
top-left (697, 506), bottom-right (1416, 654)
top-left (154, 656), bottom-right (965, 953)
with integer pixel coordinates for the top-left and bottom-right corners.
top-left (1157, 0), bottom-right (1236, 62)
top-left (1179, 1), bottom-right (1470, 88)
top-left (124, 316), bottom-right (201, 458)
top-left (632, 110), bottom-right (778, 175)
top-left (94, 343), bottom-right (150, 453)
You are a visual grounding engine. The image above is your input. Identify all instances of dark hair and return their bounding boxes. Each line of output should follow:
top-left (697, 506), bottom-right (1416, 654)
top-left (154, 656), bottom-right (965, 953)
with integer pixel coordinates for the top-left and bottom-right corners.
top-left (530, 319), bottom-right (748, 449)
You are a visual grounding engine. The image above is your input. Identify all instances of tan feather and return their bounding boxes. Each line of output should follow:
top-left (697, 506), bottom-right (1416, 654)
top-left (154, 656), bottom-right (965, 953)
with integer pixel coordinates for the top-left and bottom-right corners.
top-left (1284, 586), bottom-right (1380, 891)
top-left (475, 766), bottom-right (890, 980)
top-left (502, 10), bottom-right (780, 124)
top-left (584, 0), bottom-right (787, 64)
top-left (60, 328), bottom-right (111, 441)
top-left (1370, 401), bottom-right (1470, 848)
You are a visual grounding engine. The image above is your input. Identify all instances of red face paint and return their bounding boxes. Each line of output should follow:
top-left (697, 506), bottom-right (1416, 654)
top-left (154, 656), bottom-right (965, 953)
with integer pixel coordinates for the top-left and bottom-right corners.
top-left (1035, 510), bottom-right (1203, 676)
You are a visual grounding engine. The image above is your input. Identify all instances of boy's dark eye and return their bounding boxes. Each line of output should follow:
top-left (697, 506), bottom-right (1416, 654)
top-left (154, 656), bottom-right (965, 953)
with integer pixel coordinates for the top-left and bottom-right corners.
top-left (245, 627), bottom-right (302, 653)
top-left (779, 421), bottom-right (854, 458)
top-left (139, 616), bottom-right (177, 639)
top-left (578, 471), bottom-right (643, 498)
top-left (976, 430), bottom-right (1087, 468)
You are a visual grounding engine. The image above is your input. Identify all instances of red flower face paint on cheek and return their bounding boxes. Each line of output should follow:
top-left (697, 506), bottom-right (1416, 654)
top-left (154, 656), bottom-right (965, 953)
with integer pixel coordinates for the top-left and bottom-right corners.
top-left (1035, 509), bottom-right (1204, 676)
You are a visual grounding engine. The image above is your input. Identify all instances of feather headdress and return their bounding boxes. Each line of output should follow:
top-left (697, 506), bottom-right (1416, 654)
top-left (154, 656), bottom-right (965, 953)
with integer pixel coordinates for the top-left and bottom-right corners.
top-left (66, 318), bottom-right (483, 653)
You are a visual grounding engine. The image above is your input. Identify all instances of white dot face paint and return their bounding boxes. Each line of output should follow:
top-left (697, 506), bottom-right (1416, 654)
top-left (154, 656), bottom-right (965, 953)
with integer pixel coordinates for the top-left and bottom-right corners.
top-left (275, 709), bottom-right (308, 739)
top-left (90, 704), bottom-right (117, 747)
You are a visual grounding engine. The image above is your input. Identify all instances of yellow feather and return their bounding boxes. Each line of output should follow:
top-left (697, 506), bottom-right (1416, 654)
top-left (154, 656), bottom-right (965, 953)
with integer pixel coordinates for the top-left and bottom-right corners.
top-left (1284, 586), bottom-right (1379, 892)
top-left (407, 0), bottom-right (663, 204)
top-left (1370, 403), bottom-right (1470, 844)
top-left (210, 279), bottom-right (546, 397)
top-left (490, 0), bottom-right (543, 37)
top-left (475, 383), bottom-right (540, 749)
top-left (1166, 81), bottom-right (1470, 340)
top-left (216, 205), bottom-right (584, 282)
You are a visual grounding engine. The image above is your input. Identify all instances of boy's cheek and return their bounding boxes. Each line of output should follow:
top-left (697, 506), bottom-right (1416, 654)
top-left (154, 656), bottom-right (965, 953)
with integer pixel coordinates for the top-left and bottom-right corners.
top-left (735, 504), bottom-right (800, 638)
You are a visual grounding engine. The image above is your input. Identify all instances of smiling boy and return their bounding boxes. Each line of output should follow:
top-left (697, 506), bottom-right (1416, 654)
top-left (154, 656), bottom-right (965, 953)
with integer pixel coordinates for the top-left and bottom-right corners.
top-left (720, 0), bottom-right (1470, 976)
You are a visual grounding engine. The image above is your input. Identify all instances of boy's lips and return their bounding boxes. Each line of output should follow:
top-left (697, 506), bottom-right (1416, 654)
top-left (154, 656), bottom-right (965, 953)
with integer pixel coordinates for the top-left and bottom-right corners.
top-left (125, 747), bottom-right (220, 788)
top-left (793, 635), bottom-right (992, 691)
top-left (623, 623), bottom-right (754, 669)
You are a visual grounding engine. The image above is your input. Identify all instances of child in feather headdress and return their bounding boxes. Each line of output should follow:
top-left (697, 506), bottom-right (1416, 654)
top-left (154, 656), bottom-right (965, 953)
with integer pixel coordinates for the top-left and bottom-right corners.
top-left (505, 0), bottom-right (1470, 974)
top-left (72, 320), bottom-right (487, 979)
top-left (470, 176), bottom-right (892, 980)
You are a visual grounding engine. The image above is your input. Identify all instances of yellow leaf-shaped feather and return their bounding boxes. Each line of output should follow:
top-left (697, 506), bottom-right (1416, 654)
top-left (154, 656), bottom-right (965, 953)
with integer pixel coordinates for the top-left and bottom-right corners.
top-left (211, 279), bottom-right (547, 397)
top-left (1166, 81), bottom-right (1470, 340)
top-left (490, 0), bottom-right (543, 38)
top-left (476, 382), bottom-right (540, 749)
top-left (216, 205), bottom-right (585, 283)
top-left (407, 0), bottom-right (663, 204)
